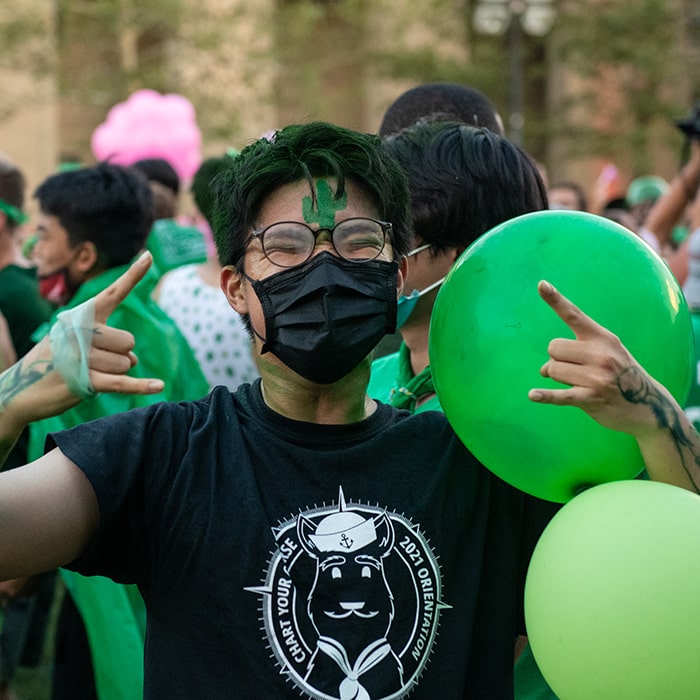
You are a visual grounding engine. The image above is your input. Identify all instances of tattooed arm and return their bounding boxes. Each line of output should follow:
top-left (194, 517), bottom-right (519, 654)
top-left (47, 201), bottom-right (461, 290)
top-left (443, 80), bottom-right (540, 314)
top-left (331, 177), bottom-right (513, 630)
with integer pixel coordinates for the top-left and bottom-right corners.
top-left (0, 252), bottom-right (164, 467)
top-left (0, 253), bottom-right (167, 579)
top-left (528, 281), bottom-right (700, 494)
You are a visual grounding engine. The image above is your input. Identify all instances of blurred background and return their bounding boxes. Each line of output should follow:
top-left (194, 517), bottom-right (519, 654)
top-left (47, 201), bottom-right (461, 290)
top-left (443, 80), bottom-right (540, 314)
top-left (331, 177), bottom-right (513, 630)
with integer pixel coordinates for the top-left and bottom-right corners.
top-left (1, 0), bottom-right (699, 213)
top-left (0, 1), bottom-right (699, 697)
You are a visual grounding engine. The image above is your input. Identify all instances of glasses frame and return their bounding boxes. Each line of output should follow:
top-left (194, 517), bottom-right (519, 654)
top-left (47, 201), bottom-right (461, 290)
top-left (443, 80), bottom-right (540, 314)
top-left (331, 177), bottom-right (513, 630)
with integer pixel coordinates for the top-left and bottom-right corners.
top-left (243, 217), bottom-right (393, 268)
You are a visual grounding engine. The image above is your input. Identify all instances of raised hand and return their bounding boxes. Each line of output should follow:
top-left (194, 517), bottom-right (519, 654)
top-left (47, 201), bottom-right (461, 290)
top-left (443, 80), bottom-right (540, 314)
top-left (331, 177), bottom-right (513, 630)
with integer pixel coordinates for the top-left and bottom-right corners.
top-left (529, 280), bottom-right (700, 492)
top-left (0, 252), bottom-right (164, 446)
top-left (86, 251), bottom-right (166, 395)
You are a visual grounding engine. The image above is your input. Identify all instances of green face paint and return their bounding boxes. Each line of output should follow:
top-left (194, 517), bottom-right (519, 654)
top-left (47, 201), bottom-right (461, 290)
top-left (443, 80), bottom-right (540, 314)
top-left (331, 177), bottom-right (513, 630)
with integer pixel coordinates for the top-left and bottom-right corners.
top-left (302, 179), bottom-right (347, 229)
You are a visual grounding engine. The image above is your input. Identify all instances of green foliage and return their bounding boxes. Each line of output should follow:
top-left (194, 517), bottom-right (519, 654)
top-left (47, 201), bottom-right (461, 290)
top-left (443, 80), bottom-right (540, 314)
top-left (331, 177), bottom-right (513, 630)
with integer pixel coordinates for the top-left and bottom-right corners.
top-left (551, 0), bottom-right (695, 170)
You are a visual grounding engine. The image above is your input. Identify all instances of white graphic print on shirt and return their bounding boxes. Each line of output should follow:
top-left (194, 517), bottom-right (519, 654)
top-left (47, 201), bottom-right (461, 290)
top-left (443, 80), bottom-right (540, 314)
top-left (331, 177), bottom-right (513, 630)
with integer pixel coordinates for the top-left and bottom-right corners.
top-left (245, 487), bottom-right (449, 699)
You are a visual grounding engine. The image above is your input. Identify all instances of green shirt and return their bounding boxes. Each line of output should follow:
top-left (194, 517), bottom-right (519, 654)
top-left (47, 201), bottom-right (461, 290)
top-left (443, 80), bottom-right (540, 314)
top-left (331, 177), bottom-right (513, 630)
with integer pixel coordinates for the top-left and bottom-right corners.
top-left (368, 343), bottom-right (442, 413)
top-left (0, 264), bottom-right (53, 356)
top-left (684, 311), bottom-right (700, 431)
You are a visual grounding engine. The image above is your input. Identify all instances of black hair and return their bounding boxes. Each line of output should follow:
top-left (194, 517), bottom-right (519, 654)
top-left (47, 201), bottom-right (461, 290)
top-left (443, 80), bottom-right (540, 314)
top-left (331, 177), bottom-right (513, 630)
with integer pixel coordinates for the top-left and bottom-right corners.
top-left (379, 82), bottom-right (504, 138)
top-left (383, 120), bottom-right (547, 252)
top-left (132, 158), bottom-right (180, 195)
top-left (191, 155), bottom-right (236, 227)
top-left (212, 122), bottom-right (412, 269)
top-left (34, 162), bottom-right (154, 268)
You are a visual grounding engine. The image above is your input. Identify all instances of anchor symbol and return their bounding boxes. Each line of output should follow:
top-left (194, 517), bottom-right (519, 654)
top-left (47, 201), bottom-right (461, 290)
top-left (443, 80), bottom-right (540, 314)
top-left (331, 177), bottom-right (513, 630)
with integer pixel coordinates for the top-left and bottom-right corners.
top-left (339, 533), bottom-right (354, 549)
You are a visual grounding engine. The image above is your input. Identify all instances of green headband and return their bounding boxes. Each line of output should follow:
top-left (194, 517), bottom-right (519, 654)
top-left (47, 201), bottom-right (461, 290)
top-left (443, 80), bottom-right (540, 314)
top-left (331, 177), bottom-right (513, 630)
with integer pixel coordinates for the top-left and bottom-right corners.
top-left (0, 198), bottom-right (28, 224)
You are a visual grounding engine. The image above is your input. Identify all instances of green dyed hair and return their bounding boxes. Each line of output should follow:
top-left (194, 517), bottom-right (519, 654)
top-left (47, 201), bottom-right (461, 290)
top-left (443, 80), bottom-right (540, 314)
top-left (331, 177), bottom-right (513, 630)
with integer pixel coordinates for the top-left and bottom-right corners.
top-left (212, 122), bottom-right (412, 268)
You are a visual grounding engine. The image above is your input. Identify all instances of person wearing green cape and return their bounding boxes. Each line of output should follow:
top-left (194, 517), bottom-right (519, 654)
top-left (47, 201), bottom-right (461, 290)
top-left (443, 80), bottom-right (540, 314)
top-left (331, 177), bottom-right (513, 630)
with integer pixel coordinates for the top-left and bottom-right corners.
top-left (28, 162), bottom-right (208, 700)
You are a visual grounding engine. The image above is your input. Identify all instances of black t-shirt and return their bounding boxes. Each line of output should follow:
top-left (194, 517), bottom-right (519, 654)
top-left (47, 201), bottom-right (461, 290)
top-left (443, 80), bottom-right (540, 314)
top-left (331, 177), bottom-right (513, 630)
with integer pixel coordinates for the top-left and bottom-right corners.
top-left (52, 381), bottom-right (557, 699)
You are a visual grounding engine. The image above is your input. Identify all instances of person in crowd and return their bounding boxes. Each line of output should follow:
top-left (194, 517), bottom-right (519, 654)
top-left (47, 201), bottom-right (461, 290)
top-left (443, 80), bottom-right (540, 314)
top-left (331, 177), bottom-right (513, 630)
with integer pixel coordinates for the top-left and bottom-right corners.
top-left (131, 157), bottom-right (208, 277)
top-left (626, 174), bottom-right (672, 253)
top-left (379, 81), bottom-right (504, 138)
top-left (0, 155), bottom-right (55, 700)
top-left (29, 162), bottom-right (209, 700)
top-left (375, 81), bottom-right (505, 358)
top-left (0, 122), bottom-right (699, 700)
top-left (367, 119), bottom-right (558, 699)
top-left (369, 120), bottom-right (546, 411)
top-left (0, 157), bottom-right (53, 357)
top-left (643, 139), bottom-right (700, 282)
top-left (547, 180), bottom-right (588, 211)
top-left (154, 155), bottom-right (259, 390)
top-left (627, 175), bottom-right (669, 227)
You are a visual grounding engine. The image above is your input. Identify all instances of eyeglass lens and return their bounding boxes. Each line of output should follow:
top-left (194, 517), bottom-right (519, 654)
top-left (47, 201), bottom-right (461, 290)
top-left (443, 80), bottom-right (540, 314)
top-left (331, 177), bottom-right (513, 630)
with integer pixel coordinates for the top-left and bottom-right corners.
top-left (260, 218), bottom-right (387, 267)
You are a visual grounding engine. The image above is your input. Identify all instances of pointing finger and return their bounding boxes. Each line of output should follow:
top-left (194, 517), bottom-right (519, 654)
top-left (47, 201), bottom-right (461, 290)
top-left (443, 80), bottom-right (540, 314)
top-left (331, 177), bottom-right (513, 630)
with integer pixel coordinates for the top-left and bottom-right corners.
top-left (537, 280), bottom-right (607, 341)
top-left (93, 252), bottom-right (153, 324)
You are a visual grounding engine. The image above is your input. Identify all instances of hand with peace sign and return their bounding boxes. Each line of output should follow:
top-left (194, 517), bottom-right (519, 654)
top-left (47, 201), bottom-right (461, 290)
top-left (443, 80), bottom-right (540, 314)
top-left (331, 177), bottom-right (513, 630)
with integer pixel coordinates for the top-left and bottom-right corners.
top-left (530, 280), bottom-right (700, 494)
top-left (0, 252), bottom-right (164, 463)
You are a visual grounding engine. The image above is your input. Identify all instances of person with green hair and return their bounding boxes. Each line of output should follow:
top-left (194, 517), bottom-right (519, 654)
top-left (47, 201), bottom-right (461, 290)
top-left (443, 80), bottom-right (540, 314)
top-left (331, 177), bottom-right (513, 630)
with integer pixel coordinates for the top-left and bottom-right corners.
top-left (0, 122), bottom-right (698, 699)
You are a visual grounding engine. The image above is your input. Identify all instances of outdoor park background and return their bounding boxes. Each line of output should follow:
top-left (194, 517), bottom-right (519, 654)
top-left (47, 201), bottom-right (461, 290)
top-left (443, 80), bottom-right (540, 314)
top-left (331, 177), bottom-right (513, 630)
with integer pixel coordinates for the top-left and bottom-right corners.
top-left (1, 0), bottom-right (699, 215)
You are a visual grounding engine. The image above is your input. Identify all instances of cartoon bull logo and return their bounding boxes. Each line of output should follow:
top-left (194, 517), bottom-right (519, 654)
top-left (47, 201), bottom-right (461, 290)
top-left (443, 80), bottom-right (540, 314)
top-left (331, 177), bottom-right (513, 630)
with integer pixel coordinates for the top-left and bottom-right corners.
top-left (297, 492), bottom-right (403, 700)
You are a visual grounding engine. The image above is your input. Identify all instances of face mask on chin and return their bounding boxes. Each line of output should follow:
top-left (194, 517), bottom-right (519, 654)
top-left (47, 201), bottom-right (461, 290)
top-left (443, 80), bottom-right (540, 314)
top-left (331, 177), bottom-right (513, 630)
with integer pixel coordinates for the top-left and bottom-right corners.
top-left (245, 251), bottom-right (398, 384)
top-left (396, 276), bottom-right (445, 328)
top-left (38, 251), bottom-right (85, 306)
top-left (38, 267), bottom-right (75, 306)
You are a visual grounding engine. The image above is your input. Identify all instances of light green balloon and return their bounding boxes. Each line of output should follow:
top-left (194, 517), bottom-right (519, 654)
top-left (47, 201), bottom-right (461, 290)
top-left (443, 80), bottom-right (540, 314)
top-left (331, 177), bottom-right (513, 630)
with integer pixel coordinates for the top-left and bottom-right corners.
top-left (525, 480), bottom-right (700, 700)
top-left (429, 210), bottom-right (693, 503)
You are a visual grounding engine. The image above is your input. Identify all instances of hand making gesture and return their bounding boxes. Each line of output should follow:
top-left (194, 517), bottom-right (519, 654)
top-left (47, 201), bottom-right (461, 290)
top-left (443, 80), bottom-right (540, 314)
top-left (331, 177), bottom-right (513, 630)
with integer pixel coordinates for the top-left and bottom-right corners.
top-left (530, 280), bottom-right (700, 493)
top-left (0, 252), bottom-right (165, 462)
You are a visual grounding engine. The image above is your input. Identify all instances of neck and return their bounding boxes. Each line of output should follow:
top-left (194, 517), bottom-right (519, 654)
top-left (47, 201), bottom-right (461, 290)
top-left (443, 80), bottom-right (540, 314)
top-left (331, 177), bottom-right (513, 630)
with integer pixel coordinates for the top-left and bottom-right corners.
top-left (0, 231), bottom-right (18, 269)
top-left (258, 356), bottom-right (376, 424)
top-left (400, 300), bottom-right (433, 377)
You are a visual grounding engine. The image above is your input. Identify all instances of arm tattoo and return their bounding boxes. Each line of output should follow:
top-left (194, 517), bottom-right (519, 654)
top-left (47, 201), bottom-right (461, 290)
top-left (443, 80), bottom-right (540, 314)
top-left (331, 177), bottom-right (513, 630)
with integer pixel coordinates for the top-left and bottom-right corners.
top-left (618, 366), bottom-right (700, 493)
top-left (0, 356), bottom-right (53, 467)
top-left (0, 356), bottom-right (52, 409)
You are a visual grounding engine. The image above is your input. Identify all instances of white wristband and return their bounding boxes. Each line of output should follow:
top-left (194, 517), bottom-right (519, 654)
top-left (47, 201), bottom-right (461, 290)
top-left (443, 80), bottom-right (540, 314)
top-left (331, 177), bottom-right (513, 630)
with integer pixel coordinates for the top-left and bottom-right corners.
top-left (49, 299), bottom-right (98, 400)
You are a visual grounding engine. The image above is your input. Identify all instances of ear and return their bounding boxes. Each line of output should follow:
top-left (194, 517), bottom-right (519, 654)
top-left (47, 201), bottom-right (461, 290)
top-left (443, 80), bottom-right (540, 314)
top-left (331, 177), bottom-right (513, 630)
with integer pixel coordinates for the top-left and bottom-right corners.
top-left (396, 255), bottom-right (408, 298)
top-left (220, 265), bottom-right (249, 314)
top-left (452, 246), bottom-right (466, 263)
top-left (75, 241), bottom-right (99, 274)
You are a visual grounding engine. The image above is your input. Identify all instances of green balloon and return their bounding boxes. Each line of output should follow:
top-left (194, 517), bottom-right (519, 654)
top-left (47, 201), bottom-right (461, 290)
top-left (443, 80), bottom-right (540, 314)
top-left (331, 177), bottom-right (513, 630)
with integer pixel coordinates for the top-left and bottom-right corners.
top-left (524, 480), bottom-right (700, 700)
top-left (429, 210), bottom-right (693, 502)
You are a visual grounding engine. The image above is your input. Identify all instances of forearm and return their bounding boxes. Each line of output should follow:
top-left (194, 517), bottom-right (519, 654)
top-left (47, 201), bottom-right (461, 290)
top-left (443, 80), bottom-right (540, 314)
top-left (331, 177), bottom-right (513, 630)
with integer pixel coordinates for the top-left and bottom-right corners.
top-left (631, 378), bottom-right (700, 494)
top-left (644, 149), bottom-right (700, 246)
top-left (644, 166), bottom-right (700, 242)
top-left (0, 338), bottom-right (65, 467)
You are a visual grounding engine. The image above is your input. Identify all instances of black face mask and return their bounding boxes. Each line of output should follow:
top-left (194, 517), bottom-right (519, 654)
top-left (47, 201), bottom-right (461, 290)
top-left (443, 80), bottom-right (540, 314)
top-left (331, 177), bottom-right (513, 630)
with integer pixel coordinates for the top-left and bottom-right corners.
top-left (246, 251), bottom-right (398, 384)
